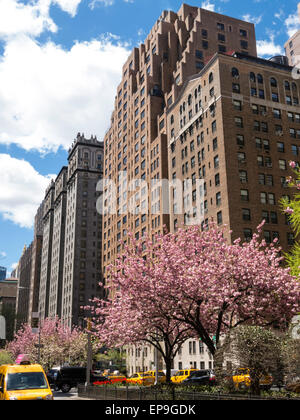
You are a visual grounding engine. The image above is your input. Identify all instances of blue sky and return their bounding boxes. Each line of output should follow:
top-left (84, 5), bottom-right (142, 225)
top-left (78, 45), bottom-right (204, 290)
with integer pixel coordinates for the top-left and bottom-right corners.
top-left (0, 0), bottom-right (299, 275)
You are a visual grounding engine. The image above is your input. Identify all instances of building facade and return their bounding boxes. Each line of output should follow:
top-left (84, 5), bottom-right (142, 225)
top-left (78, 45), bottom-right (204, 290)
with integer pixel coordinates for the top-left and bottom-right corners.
top-left (15, 243), bottom-right (33, 330)
top-left (0, 267), bottom-right (6, 282)
top-left (284, 3), bottom-right (300, 67)
top-left (167, 52), bottom-right (296, 248)
top-left (61, 134), bottom-right (104, 328)
top-left (102, 4), bottom-right (257, 277)
top-left (102, 3), bottom-right (299, 374)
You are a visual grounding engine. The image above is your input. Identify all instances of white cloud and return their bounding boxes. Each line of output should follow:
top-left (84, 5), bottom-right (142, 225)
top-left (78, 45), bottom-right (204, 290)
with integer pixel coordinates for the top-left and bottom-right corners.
top-left (0, 251), bottom-right (7, 258)
top-left (0, 34), bottom-right (130, 153)
top-left (0, 154), bottom-right (55, 228)
top-left (89, 0), bottom-right (115, 9)
top-left (256, 35), bottom-right (284, 58)
top-left (285, 12), bottom-right (300, 38)
top-left (201, 1), bottom-right (215, 11)
top-left (0, 0), bottom-right (82, 40)
top-left (242, 14), bottom-right (262, 25)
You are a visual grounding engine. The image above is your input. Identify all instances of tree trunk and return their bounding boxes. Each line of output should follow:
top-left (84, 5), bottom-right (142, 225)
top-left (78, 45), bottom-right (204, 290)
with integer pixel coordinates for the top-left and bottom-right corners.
top-left (165, 357), bottom-right (173, 384)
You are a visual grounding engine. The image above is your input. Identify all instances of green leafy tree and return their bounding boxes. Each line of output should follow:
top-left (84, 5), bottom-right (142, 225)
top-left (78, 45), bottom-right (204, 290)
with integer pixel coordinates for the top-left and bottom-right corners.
top-left (216, 326), bottom-right (283, 395)
top-left (281, 161), bottom-right (300, 277)
top-left (0, 350), bottom-right (14, 365)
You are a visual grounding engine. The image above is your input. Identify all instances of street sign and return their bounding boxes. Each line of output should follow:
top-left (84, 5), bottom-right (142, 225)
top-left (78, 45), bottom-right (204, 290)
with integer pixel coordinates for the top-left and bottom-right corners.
top-left (0, 315), bottom-right (5, 340)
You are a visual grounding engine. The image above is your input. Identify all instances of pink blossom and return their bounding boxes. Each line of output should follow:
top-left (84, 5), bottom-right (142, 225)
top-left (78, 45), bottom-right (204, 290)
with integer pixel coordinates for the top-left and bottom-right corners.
top-left (285, 207), bottom-right (294, 215)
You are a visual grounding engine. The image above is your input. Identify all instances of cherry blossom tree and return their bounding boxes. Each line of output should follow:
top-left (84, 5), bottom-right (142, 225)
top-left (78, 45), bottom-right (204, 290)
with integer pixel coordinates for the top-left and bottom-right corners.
top-left (88, 235), bottom-right (193, 382)
top-left (89, 224), bottom-right (300, 380)
top-left (6, 317), bottom-right (98, 370)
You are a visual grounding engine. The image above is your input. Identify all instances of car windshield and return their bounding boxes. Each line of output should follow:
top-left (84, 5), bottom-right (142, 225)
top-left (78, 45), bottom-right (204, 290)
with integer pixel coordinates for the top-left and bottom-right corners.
top-left (6, 372), bottom-right (48, 391)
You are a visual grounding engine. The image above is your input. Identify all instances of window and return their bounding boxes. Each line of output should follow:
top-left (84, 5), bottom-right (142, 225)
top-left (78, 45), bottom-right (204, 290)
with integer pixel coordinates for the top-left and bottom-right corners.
top-left (260, 192), bottom-right (267, 204)
top-left (239, 170), bottom-right (248, 183)
top-left (237, 134), bottom-right (245, 146)
top-left (216, 192), bottom-right (221, 206)
top-left (235, 117), bottom-right (243, 128)
top-left (233, 100), bottom-right (242, 111)
top-left (273, 109), bottom-right (281, 119)
top-left (232, 67), bottom-right (239, 78)
top-left (286, 95), bottom-right (292, 105)
top-left (258, 173), bottom-right (265, 185)
top-left (202, 29), bottom-right (208, 38)
top-left (217, 211), bottom-right (223, 225)
top-left (232, 83), bottom-right (240, 93)
top-left (238, 152), bottom-right (246, 163)
top-left (242, 208), bottom-right (251, 221)
top-left (244, 229), bottom-right (252, 242)
top-left (270, 77), bottom-right (277, 87)
top-left (264, 231), bottom-right (271, 244)
top-left (270, 211), bottom-right (278, 224)
top-left (214, 155), bottom-right (219, 168)
top-left (251, 87), bottom-right (257, 97)
top-left (249, 72), bottom-right (256, 83)
top-left (218, 33), bottom-right (226, 42)
top-left (255, 138), bottom-right (262, 149)
top-left (196, 50), bottom-right (203, 59)
top-left (241, 40), bottom-right (248, 49)
top-left (292, 145), bottom-right (298, 156)
top-left (257, 74), bottom-right (263, 84)
top-left (241, 189), bottom-right (249, 201)
top-left (209, 72), bottom-right (214, 83)
top-left (268, 193), bottom-right (275, 205)
top-left (279, 159), bottom-right (287, 170)
top-left (262, 211), bottom-right (270, 223)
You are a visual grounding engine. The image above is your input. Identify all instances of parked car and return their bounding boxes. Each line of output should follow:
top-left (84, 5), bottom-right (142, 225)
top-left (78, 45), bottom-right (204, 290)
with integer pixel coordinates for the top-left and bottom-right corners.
top-left (126, 372), bottom-right (155, 386)
top-left (46, 366), bottom-right (101, 393)
top-left (171, 369), bottom-right (200, 384)
top-left (0, 362), bottom-right (53, 400)
top-left (232, 368), bottom-right (273, 390)
top-left (182, 369), bottom-right (216, 386)
top-left (145, 370), bottom-right (166, 383)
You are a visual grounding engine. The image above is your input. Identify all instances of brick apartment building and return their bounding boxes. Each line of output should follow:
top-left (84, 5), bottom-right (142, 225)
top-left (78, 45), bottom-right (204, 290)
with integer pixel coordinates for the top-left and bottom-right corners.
top-left (284, 3), bottom-right (300, 67)
top-left (102, 4), bottom-right (257, 275)
top-left (167, 51), bottom-right (296, 248)
top-left (37, 134), bottom-right (105, 328)
top-left (102, 4), bottom-right (298, 373)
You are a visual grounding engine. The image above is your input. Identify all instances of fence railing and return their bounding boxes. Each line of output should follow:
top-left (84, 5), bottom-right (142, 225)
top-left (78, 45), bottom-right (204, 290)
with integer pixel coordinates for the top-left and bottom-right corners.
top-left (77, 384), bottom-right (299, 401)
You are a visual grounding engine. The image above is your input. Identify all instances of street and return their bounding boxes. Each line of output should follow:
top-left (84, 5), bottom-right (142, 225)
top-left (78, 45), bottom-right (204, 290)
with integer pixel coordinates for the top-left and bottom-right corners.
top-left (53, 390), bottom-right (89, 400)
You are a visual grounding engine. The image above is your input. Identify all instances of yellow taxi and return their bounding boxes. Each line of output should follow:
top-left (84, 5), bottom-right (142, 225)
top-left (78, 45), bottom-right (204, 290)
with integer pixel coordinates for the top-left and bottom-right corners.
top-left (232, 368), bottom-right (273, 390)
top-left (126, 372), bottom-right (155, 386)
top-left (145, 370), bottom-right (166, 383)
top-left (0, 362), bottom-right (53, 400)
top-left (171, 369), bottom-right (199, 384)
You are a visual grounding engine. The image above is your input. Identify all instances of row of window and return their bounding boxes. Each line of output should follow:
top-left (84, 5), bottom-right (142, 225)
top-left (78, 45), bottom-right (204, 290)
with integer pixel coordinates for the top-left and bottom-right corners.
top-left (232, 69), bottom-right (298, 92)
top-left (243, 228), bottom-right (294, 245)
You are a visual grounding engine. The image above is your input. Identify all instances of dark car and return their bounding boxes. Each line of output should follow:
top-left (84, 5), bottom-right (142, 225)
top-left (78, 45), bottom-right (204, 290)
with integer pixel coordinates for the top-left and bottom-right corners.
top-left (182, 369), bottom-right (216, 386)
top-left (47, 366), bottom-right (103, 393)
